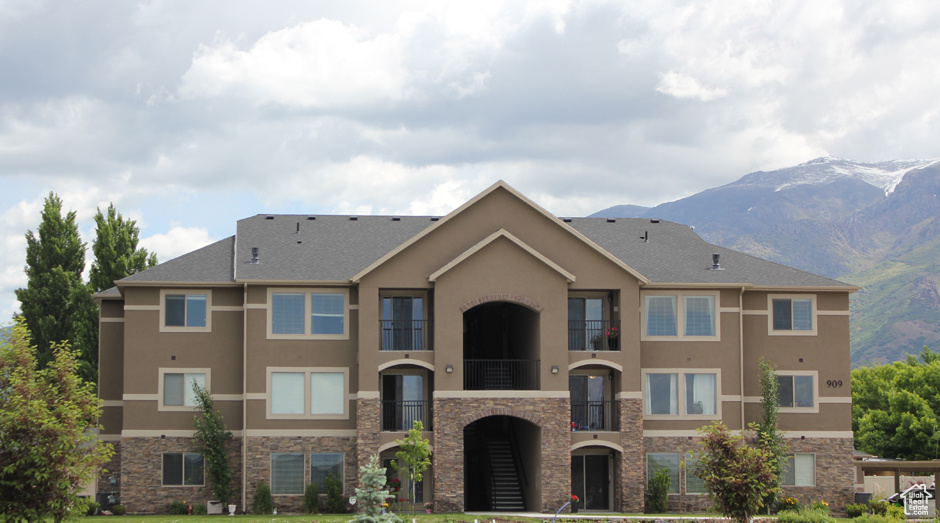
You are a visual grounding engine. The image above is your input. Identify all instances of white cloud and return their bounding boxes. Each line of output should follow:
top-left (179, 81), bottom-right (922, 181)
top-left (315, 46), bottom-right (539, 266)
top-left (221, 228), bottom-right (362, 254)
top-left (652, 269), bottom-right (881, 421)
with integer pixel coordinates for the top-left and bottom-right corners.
top-left (140, 227), bottom-right (216, 263)
top-left (180, 19), bottom-right (408, 109)
top-left (656, 71), bottom-right (727, 101)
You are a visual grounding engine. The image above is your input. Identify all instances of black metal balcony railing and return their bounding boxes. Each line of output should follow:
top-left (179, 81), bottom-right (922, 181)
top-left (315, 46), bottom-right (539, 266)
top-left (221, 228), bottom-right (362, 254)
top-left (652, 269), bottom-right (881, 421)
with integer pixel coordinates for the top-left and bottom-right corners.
top-left (568, 320), bottom-right (621, 351)
top-left (381, 400), bottom-right (433, 431)
top-left (464, 359), bottom-right (540, 391)
top-left (380, 319), bottom-right (432, 351)
top-left (570, 400), bottom-right (619, 432)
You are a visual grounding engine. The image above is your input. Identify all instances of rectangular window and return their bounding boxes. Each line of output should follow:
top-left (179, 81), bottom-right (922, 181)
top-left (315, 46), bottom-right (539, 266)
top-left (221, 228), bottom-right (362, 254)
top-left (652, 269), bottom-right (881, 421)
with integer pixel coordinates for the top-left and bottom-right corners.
top-left (268, 289), bottom-right (349, 339)
top-left (162, 452), bottom-right (204, 486)
top-left (268, 368), bottom-right (348, 419)
top-left (272, 453), bottom-right (305, 495)
top-left (644, 369), bottom-right (720, 418)
top-left (778, 374), bottom-right (815, 408)
top-left (271, 372), bottom-right (305, 414)
top-left (310, 453), bottom-right (344, 487)
top-left (685, 452), bottom-right (706, 494)
top-left (163, 372), bottom-right (205, 407)
top-left (643, 292), bottom-right (719, 339)
top-left (773, 299), bottom-right (813, 331)
top-left (684, 296), bottom-right (715, 336)
top-left (272, 293), bottom-right (305, 334)
top-left (311, 294), bottom-right (344, 334)
top-left (645, 373), bottom-right (677, 415)
top-left (161, 290), bottom-right (210, 331)
top-left (647, 453), bottom-right (680, 494)
top-left (646, 296), bottom-right (677, 336)
top-left (782, 454), bottom-right (816, 486)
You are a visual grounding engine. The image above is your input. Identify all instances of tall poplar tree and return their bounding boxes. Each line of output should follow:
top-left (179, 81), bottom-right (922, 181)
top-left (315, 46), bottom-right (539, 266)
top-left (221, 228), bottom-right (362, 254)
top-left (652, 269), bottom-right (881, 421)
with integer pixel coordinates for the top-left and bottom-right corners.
top-left (15, 193), bottom-right (88, 371)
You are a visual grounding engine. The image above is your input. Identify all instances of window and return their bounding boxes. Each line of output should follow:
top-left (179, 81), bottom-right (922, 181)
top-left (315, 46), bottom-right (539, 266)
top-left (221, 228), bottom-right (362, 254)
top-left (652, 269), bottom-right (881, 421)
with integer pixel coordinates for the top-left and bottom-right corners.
top-left (643, 292), bottom-right (719, 340)
top-left (381, 296), bottom-right (426, 351)
top-left (161, 371), bottom-right (206, 409)
top-left (163, 452), bottom-right (204, 486)
top-left (782, 454), bottom-right (815, 486)
top-left (647, 453), bottom-right (679, 494)
top-left (268, 289), bottom-right (349, 339)
top-left (268, 368), bottom-right (348, 419)
top-left (311, 453), bottom-right (344, 487)
top-left (160, 290), bottom-right (211, 332)
top-left (768, 295), bottom-right (816, 335)
top-left (644, 370), bottom-right (719, 417)
top-left (777, 373), bottom-right (816, 409)
top-left (272, 453), bottom-right (304, 494)
top-left (685, 452), bottom-right (706, 494)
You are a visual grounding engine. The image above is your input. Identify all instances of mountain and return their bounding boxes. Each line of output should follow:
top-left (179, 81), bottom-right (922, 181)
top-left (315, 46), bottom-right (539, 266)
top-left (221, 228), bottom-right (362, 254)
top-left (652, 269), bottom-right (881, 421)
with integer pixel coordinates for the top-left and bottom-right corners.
top-left (592, 157), bottom-right (940, 365)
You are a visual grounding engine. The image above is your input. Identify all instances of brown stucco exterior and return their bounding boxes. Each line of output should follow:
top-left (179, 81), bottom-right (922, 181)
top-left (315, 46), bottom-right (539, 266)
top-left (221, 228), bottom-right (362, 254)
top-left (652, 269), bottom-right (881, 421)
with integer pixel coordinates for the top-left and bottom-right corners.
top-left (98, 182), bottom-right (855, 515)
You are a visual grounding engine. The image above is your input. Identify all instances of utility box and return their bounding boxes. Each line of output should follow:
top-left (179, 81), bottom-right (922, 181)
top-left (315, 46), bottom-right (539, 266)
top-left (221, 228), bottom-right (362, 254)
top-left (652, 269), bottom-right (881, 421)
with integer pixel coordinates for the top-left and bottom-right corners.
top-left (207, 500), bottom-right (223, 515)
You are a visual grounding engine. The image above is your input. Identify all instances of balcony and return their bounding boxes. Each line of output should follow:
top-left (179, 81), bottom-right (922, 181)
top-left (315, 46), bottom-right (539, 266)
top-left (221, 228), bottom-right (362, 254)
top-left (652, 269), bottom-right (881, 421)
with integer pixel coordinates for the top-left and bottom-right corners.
top-left (464, 359), bottom-right (540, 391)
top-left (570, 400), bottom-right (619, 431)
top-left (380, 319), bottom-right (432, 351)
top-left (381, 400), bottom-right (433, 431)
top-left (568, 320), bottom-right (621, 351)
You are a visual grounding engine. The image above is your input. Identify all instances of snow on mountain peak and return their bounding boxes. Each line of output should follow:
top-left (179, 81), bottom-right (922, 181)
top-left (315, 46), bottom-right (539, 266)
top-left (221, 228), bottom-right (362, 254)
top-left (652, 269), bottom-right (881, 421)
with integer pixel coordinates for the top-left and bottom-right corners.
top-left (733, 157), bottom-right (940, 196)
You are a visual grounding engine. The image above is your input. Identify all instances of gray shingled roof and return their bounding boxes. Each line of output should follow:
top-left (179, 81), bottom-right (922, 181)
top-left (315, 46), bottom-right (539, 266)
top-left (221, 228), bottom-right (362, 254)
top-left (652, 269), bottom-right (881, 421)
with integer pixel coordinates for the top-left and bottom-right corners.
top-left (120, 237), bottom-right (236, 283)
top-left (567, 218), bottom-right (851, 287)
top-left (117, 214), bottom-right (850, 288)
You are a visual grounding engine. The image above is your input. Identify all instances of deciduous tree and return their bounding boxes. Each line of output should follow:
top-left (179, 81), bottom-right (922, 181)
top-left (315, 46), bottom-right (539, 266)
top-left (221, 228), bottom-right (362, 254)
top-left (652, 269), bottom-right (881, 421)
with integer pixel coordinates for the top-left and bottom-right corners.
top-left (693, 422), bottom-right (778, 523)
top-left (853, 347), bottom-right (940, 460)
top-left (756, 358), bottom-right (787, 508)
top-left (0, 321), bottom-right (113, 522)
top-left (392, 420), bottom-right (431, 515)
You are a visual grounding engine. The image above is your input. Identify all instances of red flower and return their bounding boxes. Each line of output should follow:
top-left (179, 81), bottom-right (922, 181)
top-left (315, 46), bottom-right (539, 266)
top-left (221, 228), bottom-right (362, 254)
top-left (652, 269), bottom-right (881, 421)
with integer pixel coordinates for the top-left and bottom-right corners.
top-left (571, 494), bottom-right (580, 502)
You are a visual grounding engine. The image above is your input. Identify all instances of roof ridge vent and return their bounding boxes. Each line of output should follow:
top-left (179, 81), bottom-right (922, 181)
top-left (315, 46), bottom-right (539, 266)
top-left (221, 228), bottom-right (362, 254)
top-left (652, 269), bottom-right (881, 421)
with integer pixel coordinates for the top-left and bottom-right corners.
top-left (650, 218), bottom-right (660, 223)
top-left (392, 217), bottom-right (401, 221)
top-left (607, 218), bottom-right (616, 223)
top-left (349, 216), bottom-right (358, 221)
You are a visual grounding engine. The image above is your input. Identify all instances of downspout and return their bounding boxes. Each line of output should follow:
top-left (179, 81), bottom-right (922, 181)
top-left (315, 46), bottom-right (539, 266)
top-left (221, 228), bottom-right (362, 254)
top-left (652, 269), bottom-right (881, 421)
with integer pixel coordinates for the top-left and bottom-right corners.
top-left (739, 286), bottom-right (746, 429)
top-left (242, 281), bottom-right (248, 512)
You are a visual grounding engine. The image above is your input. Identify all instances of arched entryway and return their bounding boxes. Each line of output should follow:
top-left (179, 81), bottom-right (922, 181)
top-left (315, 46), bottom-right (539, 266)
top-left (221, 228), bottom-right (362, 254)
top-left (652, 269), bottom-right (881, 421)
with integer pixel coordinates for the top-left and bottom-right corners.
top-left (464, 416), bottom-right (540, 511)
top-left (463, 301), bottom-right (540, 390)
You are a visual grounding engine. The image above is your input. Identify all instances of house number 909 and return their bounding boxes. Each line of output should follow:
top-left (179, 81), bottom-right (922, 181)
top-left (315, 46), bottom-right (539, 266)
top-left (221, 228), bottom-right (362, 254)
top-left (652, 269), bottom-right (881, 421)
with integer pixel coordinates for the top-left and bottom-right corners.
top-left (826, 380), bottom-right (843, 388)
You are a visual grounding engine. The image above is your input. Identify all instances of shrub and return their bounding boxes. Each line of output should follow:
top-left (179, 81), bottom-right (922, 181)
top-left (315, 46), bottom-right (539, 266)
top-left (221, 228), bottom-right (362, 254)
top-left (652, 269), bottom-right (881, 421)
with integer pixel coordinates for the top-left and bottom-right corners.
top-left (869, 500), bottom-right (890, 516)
top-left (73, 497), bottom-right (98, 516)
top-left (111, 505), bottom-right (127, 516)
top-left (169, 500), bottom-right (188, 515)
top-left (811, 500), bottom-right (830, 514)
top-left (324, 472), bottom-right (348, 513)
top-left (252, 482), bottom-right (274, 515)
top-left (776, 507), bottom-right (835, 523)
top-left (193, 503), bottom-right (207, 515)
top-left (303, 482), bottom-right (321, 514)
top-left (777, 496), bottom-right (801, 512)
top-left (885, 504), bottom-right (905, 520)
top-left (846, 503), bottom-right (868, 518)
top-left (645, 468), bottom-right (671, 513)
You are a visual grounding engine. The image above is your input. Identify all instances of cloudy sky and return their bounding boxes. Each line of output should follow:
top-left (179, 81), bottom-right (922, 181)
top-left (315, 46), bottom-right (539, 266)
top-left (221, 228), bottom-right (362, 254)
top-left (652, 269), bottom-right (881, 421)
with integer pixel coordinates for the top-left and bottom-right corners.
top-left (1, 0), bottom-right (939, 319)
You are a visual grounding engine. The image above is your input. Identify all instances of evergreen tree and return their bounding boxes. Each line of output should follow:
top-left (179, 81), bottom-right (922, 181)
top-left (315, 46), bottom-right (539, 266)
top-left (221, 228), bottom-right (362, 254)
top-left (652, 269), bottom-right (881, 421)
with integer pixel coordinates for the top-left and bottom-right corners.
top-left (15, 193), bottom-right (88, 370)
top-left (352, 455), bottom-right (400, 523)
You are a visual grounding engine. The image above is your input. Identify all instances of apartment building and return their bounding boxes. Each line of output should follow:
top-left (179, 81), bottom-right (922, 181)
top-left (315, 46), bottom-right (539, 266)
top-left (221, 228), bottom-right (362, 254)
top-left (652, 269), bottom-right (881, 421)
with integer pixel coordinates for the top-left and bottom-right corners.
top-left (96, 181), bottom-right (856, 514)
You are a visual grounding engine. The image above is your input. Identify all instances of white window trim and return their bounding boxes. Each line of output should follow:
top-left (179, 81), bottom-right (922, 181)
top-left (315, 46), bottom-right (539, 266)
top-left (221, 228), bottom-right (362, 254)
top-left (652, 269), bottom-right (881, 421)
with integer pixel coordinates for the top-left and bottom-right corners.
top-left (641, 290), bottom-right (721, 341)
top-left (159, 289), bottom-right (212, 332)
top-left (767, 294), bottom-right (817, 336)
top-left (158, 368), bottom-right (211, 412)
top-left (782, 453), bottom-right (817, 487)
top-left (266, 288), bottom-right (350, 340)
top-left (266, 367), bottom-right (350, 420)
top-left (777, 370), bottom-right (819, 413)
top-left (641, 368), bottom-right (723, 420)
top-left (161, 451), bottom-right (205, 487)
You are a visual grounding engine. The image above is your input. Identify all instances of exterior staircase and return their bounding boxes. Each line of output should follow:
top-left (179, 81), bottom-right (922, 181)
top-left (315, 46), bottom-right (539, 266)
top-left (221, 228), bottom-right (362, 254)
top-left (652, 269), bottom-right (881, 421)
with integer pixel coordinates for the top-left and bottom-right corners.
top-left (486, 438), bottom-right (526, 511)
